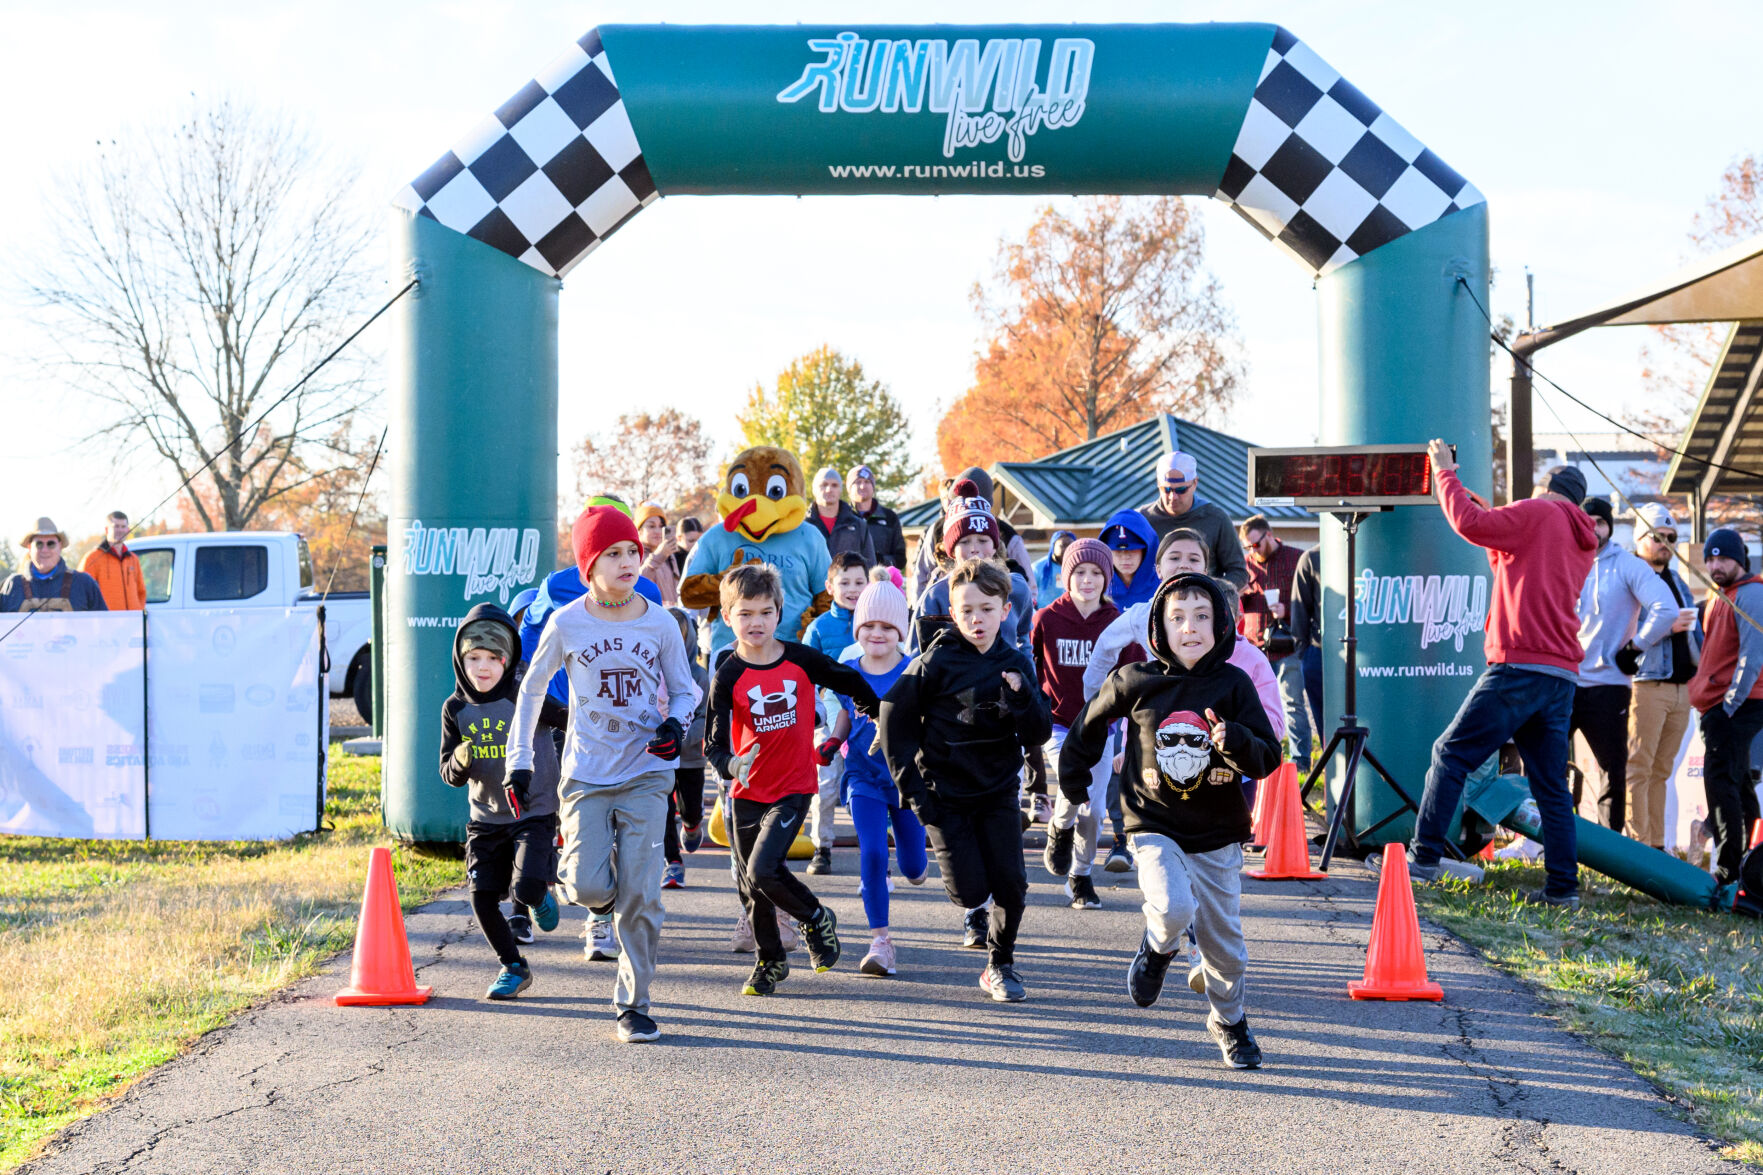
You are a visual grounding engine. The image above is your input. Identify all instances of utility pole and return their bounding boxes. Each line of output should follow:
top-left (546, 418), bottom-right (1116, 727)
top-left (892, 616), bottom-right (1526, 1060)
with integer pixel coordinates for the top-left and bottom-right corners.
top-left (1508, 269), bottom-right (1537, 501)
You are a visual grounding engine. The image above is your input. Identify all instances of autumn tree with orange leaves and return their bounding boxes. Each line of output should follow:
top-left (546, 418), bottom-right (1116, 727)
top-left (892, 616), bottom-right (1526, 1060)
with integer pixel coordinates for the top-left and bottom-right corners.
top-left (570, 408), bottom-right (720, 520)
top-left (938, 197), bottom-right (1242, 473)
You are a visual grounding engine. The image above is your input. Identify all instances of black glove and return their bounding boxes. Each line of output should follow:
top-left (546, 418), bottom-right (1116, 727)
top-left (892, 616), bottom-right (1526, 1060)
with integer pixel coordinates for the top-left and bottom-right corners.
top-left (504, 769), bottom-right (533, 819)
top-left (646, 717), bottom-right (685, 761)
top-left (907, 791), bottom-right (942, 828)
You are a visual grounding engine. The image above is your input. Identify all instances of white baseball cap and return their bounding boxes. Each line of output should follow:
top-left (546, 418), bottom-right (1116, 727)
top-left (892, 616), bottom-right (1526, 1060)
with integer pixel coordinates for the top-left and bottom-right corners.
top-left (1158, 452), bottom-right (1198, 489)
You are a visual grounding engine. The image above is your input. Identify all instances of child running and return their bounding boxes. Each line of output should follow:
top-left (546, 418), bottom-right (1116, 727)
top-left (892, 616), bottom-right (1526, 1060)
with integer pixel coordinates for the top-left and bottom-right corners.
top-left (506, 505), bottom-right (700, 1044)
top-left (706, 563), bottom-right (880, 997)
top-left (1032, 537), bottom-right (1121, 909)
top-left (802, 551), bottom-right (872, 874)
top-left (825, 580), bottom-right (927, 975)
top-left (438, 604), bottom-right (566, 1000)
top-left (882, 558), bottom-right (1053, 1002)
top-left (1061, 573), bottom-right (1282, 1068)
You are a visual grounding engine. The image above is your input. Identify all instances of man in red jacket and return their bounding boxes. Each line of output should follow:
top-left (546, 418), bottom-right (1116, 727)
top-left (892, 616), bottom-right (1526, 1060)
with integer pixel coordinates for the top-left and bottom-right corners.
top-left (1411, 440), bottom-right (1600, 908)
top-left (1687, 528), bottom-right (1763, 891)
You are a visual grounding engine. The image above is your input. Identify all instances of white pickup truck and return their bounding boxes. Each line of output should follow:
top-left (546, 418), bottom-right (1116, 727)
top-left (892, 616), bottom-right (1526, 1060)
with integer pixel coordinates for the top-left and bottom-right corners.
top-left (129, 532), bottom-right (375, 719)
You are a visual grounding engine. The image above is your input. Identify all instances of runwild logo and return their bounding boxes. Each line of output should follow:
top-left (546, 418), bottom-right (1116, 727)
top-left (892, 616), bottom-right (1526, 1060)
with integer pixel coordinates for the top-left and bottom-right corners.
top-left (777, 33), bottom-right (1094, 161)
top-left (399, 521), bottom-right (542, 604)
top-left (1346, 568), bottom-right (1490, 653)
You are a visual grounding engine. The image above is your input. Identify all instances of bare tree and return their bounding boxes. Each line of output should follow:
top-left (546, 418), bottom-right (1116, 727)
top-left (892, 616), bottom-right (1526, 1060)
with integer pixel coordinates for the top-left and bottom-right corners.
top-left (570, 409), bottom-right (720, 513)
top-left (28, 97), bottom-right (375, 531)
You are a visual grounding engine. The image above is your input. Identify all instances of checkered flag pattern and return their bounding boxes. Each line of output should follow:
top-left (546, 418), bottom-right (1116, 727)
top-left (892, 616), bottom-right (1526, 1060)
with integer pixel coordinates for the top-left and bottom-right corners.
top-left (393, 28), bottom-right (657, 278)
top-left (1215, 27), bottom-right (1483, 277)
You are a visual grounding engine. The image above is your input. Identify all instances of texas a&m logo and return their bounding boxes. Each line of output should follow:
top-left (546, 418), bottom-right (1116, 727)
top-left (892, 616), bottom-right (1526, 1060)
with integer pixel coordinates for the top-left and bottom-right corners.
top-left (598, 668), bottom-right (643, 707)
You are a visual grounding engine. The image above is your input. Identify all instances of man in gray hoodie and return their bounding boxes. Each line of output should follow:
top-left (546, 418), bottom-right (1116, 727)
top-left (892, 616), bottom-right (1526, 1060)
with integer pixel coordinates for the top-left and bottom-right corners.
top-left (1624, 504), bottom-right (1701, 849)
top-left (1571, 497), bottom-right (1677, 832)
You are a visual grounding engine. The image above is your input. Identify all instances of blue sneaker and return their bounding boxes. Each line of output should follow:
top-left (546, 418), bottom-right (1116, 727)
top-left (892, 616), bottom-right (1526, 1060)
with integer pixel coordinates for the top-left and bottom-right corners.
top-left (682, 822), bottom-right (704, 853)
top-left (530, 890), bottom-right (560, 933)
top-left (662, 861), bottom-right (686, 889)
top-left (486, 961), bottom-right (532, 1000)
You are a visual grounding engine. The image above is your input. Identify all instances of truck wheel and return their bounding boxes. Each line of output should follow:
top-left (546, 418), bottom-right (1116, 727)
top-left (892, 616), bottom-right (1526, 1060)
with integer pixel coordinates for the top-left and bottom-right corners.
top-left (351, 657), bottom-right (372, 726)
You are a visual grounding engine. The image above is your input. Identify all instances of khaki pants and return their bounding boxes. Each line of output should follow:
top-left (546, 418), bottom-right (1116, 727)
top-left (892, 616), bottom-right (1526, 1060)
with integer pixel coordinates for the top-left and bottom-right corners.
top-left (1626, 680), bottom-right (1692, 849)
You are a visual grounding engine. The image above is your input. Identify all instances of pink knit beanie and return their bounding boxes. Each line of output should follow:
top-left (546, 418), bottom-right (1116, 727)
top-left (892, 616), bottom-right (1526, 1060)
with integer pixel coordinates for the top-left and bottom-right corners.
top-left (852, 580), bottom-right (909, 643)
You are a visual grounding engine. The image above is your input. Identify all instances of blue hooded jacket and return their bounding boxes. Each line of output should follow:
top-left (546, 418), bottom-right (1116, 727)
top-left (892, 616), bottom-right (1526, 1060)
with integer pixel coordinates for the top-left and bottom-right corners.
top-left (1032, 530), bottom-right (1077, 606)
top-left (1098, 508), bottom-right (1160, 609)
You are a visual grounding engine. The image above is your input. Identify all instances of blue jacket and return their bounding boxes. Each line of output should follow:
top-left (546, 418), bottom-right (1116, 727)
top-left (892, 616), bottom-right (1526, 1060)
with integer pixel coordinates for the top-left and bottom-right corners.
top-left (838, 652), bottom-right (910, 805)
top-left (682, 523), bottom-right (830, 654)
top-left (803, 602), bottom-right (856, 661)
top-left (1031, 530), bottom-right (1076, 606)
top-left (1098, 508), bottom-right (1160, 609)
top-left (1635, 563), bottom-right (1702, 683)
top-left (0, 562), bottom-right (108, 612)
top-left (909, 568), bottom-right (1034, 655)
top-left (518, 565), bottom-right (663, 705)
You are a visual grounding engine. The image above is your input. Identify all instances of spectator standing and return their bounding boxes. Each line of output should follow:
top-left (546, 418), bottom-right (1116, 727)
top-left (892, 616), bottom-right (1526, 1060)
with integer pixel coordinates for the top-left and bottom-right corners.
top-left (1289, 543), bottom-right (1324, 742)
top-left (1569, 497), bottom-right (1676, 832)
top-left (635, 502), bottom-right (680, 606)
top-left (1137, 452), bottom-right (1248, 591)
top-left (847, 464), bottom-right (907, 570)
top-left (1032, 530), bottom-right (1077, 606)
top-left (671, 516), bottom-right (703, 578)
top-left (1687, 528), bottom-right (1763, 891)
top-left (1624, 505), bottom-right (1700, 850)
top-left (1238, 516), bottom-right (1310, 773)
top-left (1, 518), bottom-right (107, 612)
top-left (808, 467), bottom-right (876, 566)
top-left (78, 511), bottom-right (147, 611)
top-left (1410, 447), bottom-right (1598, 907)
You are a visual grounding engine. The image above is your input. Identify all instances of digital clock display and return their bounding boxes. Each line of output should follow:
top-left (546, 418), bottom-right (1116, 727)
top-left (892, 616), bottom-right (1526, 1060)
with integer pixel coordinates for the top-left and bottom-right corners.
top-left (1248, 445), bottom-right (1439, 508)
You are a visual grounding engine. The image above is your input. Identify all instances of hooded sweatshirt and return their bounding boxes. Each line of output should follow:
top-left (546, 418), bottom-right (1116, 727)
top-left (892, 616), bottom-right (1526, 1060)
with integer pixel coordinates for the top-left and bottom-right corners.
top-left (1098, 507), bottom-right (1161, 609)
top-left (1032, 593), bottom-right (1121, 727)
top-left (910, 565), bottom-right (1034, 655)
top-left (1574, 540), bottom-right (1677, 687)
top-left (1435, 470), bottom-right (1599, 673)
top-left (1060, 574), bottom-right (1282, 853)
top-left (1032, 531), bottom-right (1077, 605)
top-left (880, 624), bottom-right (1053, 807)
top-left (439, 603), bottom-right (566, 824)
top-left (1690, 574), bottom-right (1763, 715)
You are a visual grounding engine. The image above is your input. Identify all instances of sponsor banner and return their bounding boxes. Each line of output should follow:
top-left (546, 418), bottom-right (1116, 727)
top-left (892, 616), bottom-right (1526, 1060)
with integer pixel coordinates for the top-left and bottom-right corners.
top-left (397, 520), bottom-right (542, 606)
top-left (0, 612), bottom-right (147, 838)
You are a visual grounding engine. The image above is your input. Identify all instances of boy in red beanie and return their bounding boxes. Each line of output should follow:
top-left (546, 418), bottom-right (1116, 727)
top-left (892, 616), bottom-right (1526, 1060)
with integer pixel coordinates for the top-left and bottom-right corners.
top-left (506, 505), bottom-right (701, 1043)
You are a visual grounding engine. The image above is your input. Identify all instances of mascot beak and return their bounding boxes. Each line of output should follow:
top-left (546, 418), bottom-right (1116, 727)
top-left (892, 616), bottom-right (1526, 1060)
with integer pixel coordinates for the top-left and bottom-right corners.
top-left (715, 491), bottom-right (807, 542)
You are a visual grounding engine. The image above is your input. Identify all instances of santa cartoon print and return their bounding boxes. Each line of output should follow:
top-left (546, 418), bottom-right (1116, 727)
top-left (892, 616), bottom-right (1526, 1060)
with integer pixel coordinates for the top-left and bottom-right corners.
top-left (1153, 710), bottom-right (1212, 799)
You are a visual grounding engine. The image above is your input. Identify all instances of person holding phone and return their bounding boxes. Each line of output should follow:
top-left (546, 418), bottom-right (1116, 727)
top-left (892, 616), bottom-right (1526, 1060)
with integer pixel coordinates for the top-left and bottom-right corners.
top-left (636, 502), bottom-right (680, 606)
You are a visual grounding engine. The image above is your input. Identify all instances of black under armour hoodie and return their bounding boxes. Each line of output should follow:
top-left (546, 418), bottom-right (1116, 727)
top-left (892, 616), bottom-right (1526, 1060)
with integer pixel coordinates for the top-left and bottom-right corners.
top-left (879, 623), bottom-right (1053, 808)
top-left (1060, 574), bottom-right (1282, 852)
top-left (438, 602), bottom-right (567, 824)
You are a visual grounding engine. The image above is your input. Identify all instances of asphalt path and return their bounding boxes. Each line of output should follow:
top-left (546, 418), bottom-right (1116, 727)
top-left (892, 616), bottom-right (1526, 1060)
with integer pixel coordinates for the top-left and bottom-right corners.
top-left (22, 826), bottom-right (1742, 1175)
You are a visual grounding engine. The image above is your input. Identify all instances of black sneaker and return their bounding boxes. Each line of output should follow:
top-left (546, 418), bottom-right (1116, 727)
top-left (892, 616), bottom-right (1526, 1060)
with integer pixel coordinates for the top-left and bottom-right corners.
top-left (980, 963), bottom-right (1027, 1002)
top-left (1127, 934), bottom-right (1175, 1007)
top-left (962, 906), bottom-right (989, 949)
top-left (1103, 840), bottom-right (1133, 873)
top-left (507, 912), bottom-right (534, 945)
top-left (1043, 826), bottom-right (1075, 878)
top-left (802, 905), bottom-right (841, 972)
top-left (1208, 1016), bottom-right (1263, 1069)
top-left (807, 847), bottom-right (833, 875)
top-left (742, 958), bottom-right (790, 996)
top-left (1526, 888), bottom-right (1581, 910)
top-left (615, 1010), bottom-right (661, 1043)
top-left (1066, 873), bottom-right (1102, 909)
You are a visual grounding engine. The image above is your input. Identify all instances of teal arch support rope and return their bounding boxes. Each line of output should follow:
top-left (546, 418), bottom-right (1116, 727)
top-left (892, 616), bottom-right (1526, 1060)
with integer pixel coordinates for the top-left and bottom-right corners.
top-left (385, 22), bottom-right (1490, 844)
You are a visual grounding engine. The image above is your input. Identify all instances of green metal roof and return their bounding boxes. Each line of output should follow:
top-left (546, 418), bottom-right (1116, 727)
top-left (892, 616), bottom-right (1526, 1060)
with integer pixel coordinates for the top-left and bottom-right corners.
top-left (898, 413), bottom-right (1312, 529)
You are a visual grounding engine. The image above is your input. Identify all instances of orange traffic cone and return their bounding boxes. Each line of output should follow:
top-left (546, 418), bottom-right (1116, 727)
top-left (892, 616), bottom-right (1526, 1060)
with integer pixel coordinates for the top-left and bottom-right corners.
top-left (1348, 842), bottom-right (1444, 1001)
top-left (1245, 768), bottom-right (1325, 879)
top-left (1249, 763), bottom-right (1293, 848)
top-left (335, 846), bottom-right (433, 1006)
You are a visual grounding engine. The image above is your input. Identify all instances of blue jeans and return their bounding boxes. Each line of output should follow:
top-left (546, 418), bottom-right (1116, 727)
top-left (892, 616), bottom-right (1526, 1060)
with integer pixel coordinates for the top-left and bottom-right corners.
top-left (1301, 645), bottom-right (1323, 735)
top-left (1415, 665), bottom-right (1579, 896)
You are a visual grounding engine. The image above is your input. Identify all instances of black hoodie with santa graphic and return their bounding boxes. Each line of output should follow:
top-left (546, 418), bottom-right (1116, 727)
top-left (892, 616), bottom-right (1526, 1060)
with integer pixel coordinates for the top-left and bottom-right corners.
top-left (1059, 573), bottom-right (1282, 853)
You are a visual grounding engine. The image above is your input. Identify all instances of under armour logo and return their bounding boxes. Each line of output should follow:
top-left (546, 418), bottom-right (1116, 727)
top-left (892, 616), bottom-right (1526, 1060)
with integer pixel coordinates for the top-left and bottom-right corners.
top-left (747, 679), bottom-right (798, 717)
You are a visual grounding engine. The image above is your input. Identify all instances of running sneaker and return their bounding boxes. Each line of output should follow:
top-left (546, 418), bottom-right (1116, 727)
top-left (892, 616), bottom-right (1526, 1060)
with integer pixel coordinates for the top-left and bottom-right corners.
top-left (507, 912), bottom-right (534, 945)
top-left (979, 963), bottom-right (1027, 1002)
top-left (730, 910), bottom-right (757, 953)
top-left (530, 890), bottom-right (559, 933)
top-left (1188, 943), bottom-right (1206, 995)
top-left (1066, 873), bottom-right (1103, 909)
top-left (586, 915), bottom-right (620, 961)
top-left (1126, 934), bottom-right (1174, 1007)
top-left (485, 961), bottom-right (532, 1000)
top-left (776, 910), bottom-right (802, 953)
top-left (615, 1010), bottom-right (661, 1043)
top-left (903, 864), bottom-right (929, 886)
top-left (682, 822), bottom-right (704, 853)
top-left (1208, 1016), bottom-right (1263, 1069)
top-left (1029, 794), bottom-right (1054, 825)
top-left (1526, 888), bottom-right (1581, 910)
top-left (1103, 840), bottom-right (1134, 873)
top-left (859, 933), bottom-right (897, 977)
top-left (661, 862), bottom-right (686, 890)
top-left (807, 847), bottom-right (834, 875)
top-left (742, 958), bottom-right (790, 996)
top-left (801, 906), bottom-right (841, 972)
top-left (962, 906), bottom-right (989, 950)
top-left (1043, 825), bottom-right (1075, 878)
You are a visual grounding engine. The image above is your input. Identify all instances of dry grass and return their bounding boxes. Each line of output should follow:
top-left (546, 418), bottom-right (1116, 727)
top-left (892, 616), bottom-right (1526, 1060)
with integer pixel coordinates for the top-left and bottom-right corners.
top-left (0, 757), bottom-right (461, 1170)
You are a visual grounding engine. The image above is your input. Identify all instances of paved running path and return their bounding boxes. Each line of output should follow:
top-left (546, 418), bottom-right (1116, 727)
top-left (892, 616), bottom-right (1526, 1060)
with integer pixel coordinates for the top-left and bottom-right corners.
top-left (22, 834), bottom-right (1740, 1175)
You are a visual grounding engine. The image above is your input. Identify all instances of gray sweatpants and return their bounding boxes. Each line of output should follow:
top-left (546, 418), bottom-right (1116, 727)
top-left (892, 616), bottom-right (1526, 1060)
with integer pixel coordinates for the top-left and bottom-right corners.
top-left (558, 769), bottom-right (672, 1015)
top-left (1130, 834), bottom-right (1247, 1025)
top-left (1046, 725), bottom-right (1113, 876)
top-left (811, 731), bottom-right (844, 850)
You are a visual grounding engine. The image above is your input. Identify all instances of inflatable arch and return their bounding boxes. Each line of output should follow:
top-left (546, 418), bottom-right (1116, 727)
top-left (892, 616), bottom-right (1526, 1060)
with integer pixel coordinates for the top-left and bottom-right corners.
top-left (385, 23), bottom-right (1491, 843)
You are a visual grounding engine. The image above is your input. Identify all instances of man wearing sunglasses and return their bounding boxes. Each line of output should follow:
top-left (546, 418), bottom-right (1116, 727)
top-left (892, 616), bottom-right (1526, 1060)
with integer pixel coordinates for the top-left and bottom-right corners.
top-left (1, 518), bottom-right (108, 613)
top-left (1625, 504), bottom-right (1701, 851)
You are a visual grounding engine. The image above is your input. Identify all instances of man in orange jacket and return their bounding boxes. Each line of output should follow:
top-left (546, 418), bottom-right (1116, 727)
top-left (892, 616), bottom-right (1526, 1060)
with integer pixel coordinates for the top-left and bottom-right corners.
top-left (1688, 528), bottom-right (1763, 890)
top-left (80, 511), bottom-right (146, 611)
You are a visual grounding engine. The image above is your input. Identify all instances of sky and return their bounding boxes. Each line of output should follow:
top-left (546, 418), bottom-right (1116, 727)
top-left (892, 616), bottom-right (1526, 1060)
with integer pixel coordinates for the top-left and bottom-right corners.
top-left (1, 0), bottom-right (1758, 547)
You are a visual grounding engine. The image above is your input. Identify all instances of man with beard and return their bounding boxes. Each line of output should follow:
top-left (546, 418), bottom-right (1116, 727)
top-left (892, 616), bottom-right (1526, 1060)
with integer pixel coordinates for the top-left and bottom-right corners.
top-left (1688, 528), bottom-right (1763, 892)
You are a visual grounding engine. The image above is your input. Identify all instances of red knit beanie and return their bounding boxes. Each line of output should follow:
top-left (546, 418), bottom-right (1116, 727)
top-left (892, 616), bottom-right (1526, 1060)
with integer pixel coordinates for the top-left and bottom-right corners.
top-left (572, 506), bottom-right (641, 580)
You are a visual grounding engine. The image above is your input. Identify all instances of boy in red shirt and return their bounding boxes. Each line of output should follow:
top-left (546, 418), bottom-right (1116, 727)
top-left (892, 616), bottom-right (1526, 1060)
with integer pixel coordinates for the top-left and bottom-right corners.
top-left (706, 563), bottom-right (879, 996)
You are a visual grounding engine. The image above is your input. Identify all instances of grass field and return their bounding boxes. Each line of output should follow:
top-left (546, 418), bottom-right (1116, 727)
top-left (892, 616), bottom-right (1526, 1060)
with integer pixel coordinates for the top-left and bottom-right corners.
top-left (0, 756), bottom-right (461, 1171)
top-left (1414, 861), bottom-right (1763, 1166)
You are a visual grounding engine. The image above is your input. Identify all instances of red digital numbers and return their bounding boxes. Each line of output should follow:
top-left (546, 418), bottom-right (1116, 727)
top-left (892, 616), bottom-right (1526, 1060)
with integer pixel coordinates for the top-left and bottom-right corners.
top-left (1257, 450), bottom-right (1433, 501)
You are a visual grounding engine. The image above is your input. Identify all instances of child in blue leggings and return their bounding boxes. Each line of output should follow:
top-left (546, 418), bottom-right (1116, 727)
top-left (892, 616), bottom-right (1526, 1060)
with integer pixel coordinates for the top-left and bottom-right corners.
top-left (821, 579), bottom-right (927, 976)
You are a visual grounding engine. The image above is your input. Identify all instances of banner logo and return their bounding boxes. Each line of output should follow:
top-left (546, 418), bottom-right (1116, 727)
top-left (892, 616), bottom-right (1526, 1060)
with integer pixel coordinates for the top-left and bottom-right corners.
top-left (399, 520), bottom-right (542, 604)
top-left (1347, 568), bottom-right (1489, 653)
top-left (778, 33), bottom-right (1094, 160)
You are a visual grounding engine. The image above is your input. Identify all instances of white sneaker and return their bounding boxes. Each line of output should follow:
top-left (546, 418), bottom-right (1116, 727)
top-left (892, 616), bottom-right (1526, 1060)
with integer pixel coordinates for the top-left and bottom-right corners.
top-left (730, 910), bottom-right (757, 953)
top-left (586, 915), bottom-right (620, 961)
top-left (776, 910), bottom-right (802, 953)
top-left (1494, 837), bottom-right (1543, 862)
top-left (1438, 857), bottom-right (1486, 883)
top-left (859, 933), bottom-right (897, 976)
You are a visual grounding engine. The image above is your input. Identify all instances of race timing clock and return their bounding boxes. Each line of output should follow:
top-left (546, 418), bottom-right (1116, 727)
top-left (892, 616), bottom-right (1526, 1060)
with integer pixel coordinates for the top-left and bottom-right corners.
top-left (1248, 444), bottom-right (1445, 510)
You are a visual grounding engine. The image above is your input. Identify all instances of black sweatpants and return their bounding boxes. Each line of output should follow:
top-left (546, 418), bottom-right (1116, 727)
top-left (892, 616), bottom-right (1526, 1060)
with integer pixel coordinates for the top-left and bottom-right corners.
top-left (465, 814), bottom-right (558, 966)
top-left (1698, 698), bottom-right (1763, 886)
top-left (664, 765), bottom-right (709, 864)
top-left (730, 793), bottom-right (821, 963)
top-left (1569, 683), bottom-right (1631, 831)
top-left (925, 791), bottom-right (1028, 967)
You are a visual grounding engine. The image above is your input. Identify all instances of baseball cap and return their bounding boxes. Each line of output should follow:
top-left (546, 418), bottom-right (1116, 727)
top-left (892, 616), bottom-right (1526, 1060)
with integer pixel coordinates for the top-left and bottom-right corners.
top-left (1158, 452), bottom-right (1198, 489)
